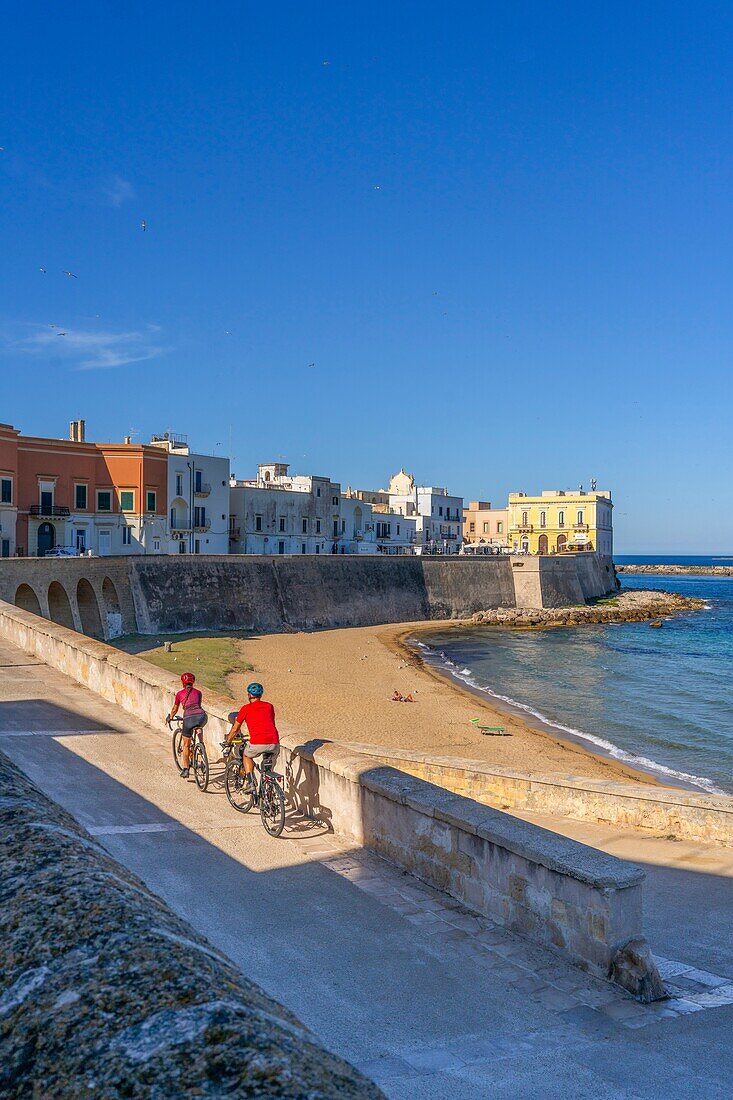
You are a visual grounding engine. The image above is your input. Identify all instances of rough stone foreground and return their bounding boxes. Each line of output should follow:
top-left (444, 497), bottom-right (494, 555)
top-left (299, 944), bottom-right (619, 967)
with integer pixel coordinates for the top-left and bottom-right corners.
top-left (0, 753), bottom-right (381, 1100)
top-left (470, 588), bottom-right (704, 628)
top-left (617, 564), bottom-right (733, 576)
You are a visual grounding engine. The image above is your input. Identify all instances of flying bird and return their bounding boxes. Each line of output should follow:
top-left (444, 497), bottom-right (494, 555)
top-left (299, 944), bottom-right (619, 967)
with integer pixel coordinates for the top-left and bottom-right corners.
top-left (39, 266), bottom-right (47, 273)
top-left (63, 271), bottom-right (77, 278)
top-left (322, 60), bottom-right (331, 66)
top-left (373, 185), bottom-right (381, 190)
top-left (141, 220), bottom-right (147, 231)
top-left (224, 330), bottom-right (232, 336)
top-left (57, 332), bottom-right (67, 336)
top-left (307, 362), bottom-right (315, 368)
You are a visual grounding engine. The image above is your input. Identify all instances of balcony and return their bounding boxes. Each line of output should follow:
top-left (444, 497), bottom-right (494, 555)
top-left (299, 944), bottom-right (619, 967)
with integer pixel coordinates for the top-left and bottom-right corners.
top-left (194, 483), bottom-right (211, 497)
top-left (573, 523), bottom-right (590, 532)
top-left (194, 518), bottom-right (211, 532)
top-left (516, 523), bottom-right (533, 533)
top-left (228, 527), bottom-right (240, 541)
top-left (29, 505), bottom-right (70, 518)
top-left (171, 521), bottom-right (191, 532)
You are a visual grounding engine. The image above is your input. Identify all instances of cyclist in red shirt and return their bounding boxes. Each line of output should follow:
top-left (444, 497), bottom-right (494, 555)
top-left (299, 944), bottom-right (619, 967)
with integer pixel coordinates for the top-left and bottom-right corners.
top-left (225, 681), bottom-right (280, 788)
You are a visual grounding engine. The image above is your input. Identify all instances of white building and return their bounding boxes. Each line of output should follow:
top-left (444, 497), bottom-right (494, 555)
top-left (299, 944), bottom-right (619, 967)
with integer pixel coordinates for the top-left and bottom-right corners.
top-left (149, 432), bottom-right (231, 555)
top-left (229, 463), bottom-right (343, 555)
top-left (385, 469), bottom-right (463, 553)
top-left (341, 488), bottom-right (419, 554)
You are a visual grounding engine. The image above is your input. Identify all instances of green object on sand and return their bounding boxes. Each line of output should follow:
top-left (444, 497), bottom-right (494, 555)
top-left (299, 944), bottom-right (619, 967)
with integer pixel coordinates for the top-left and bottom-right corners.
top-left (470, 717), bottom-right (510, 736)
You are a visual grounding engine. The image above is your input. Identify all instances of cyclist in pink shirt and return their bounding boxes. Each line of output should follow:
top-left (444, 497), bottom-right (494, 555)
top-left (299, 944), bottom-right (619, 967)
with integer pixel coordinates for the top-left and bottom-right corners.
top-left (168, 672), bottom-right (208, 778)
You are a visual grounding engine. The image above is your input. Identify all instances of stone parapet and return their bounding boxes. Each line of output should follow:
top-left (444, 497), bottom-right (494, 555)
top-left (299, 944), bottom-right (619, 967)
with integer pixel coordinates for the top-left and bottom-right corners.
top-left (0, 599), bottom-right (660, 994)
top-left (0, 751), bottom-right (381, 1098)
top-left (335, 743), bottom-right (733, 848)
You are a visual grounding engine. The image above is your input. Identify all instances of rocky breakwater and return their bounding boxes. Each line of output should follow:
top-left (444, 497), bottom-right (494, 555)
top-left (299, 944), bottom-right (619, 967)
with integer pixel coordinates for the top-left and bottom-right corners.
top-left (469, 589), bottom-right (705, 628)
top-left (0, 751), bottom-right (381, 1099)
top-left (617, 564), bottom-right (733, 576)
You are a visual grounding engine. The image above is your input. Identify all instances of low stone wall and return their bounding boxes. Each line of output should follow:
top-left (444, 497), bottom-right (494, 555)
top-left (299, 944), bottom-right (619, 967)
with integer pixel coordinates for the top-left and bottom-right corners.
top-left (337, 743), bottom-right (733, 847)
top-left (0, 599), bottom-right (658, 992)
top-left (0, 751), bottom-right (381, 1099)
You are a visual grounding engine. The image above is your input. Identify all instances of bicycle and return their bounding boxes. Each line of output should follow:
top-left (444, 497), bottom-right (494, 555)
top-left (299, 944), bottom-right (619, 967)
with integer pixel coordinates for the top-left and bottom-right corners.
top-left (167, 714), bottom-right (210, 791)
top-left (222, 737), bottom-right (286, 837)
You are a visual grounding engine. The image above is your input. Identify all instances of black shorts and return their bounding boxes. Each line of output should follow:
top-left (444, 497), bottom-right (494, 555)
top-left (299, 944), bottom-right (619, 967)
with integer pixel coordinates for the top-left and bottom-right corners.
top-left (182, 713), bottom-right (208, 735)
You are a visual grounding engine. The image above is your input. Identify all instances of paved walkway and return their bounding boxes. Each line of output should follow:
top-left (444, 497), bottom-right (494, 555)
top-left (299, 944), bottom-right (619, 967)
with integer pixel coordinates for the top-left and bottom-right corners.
top-left (1, 636), bottom-right (732, 1099)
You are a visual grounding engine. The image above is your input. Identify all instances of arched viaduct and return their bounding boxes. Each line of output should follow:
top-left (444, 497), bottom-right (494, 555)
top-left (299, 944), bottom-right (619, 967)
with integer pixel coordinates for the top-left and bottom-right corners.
top-left (0, 559), bottom-right (135, 640)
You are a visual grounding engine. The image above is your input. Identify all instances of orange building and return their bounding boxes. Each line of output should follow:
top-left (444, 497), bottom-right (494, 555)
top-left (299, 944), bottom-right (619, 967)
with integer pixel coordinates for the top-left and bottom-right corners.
top-left (462, 500), bottom-right (509, 549)
top-left (0, 420), bottom-right (168, 556)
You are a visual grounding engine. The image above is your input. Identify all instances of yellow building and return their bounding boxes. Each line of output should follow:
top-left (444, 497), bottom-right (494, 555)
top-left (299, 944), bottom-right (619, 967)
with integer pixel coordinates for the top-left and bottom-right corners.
top-left (507, 488), bottom-right (613, 556)
top-left (462, 501), bottom-right (508, 548)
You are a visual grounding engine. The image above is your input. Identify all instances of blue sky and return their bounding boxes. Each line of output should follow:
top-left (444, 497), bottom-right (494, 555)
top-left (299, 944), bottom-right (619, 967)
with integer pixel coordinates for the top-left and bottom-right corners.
top-left (2, 2), bottom-right (731, 553)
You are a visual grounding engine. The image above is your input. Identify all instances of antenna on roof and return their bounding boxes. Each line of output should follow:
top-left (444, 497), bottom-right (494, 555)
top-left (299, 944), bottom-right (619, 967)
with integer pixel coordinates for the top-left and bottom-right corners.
top-left (590, 477), bottom-right (597, 491)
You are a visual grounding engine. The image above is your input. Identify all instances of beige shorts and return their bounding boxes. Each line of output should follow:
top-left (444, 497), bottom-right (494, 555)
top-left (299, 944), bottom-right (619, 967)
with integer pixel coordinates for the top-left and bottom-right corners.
top-left (244, 743), bottom-right (280, 761)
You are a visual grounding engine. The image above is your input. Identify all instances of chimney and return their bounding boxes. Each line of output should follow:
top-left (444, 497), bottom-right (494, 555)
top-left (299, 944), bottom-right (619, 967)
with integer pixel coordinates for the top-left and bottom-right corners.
top-left (69, 419), bottom-right (86, 442)
top-left (124, 435), bottom-right (132, 445)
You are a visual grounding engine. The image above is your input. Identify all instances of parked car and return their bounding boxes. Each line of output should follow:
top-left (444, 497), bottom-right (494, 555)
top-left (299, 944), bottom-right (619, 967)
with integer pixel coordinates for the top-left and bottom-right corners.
top-left (45, 546), bottom-right (81, 558)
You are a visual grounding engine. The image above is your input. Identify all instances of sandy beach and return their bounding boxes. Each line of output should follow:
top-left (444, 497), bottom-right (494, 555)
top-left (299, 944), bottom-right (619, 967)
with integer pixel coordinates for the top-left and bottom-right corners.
top-left (228, 621), bottom-right (662, 785)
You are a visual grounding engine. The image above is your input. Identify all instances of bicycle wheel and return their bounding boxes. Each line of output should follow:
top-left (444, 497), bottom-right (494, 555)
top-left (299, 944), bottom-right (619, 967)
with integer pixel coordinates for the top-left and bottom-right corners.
top-left (172, 730), bottom-right (184, 770)
top-left (225, 762), bottom-right (255, 813)
top-left (193, 741), bottom-right (209, 791)
top-left (260, 777), bottom-right (285, 837)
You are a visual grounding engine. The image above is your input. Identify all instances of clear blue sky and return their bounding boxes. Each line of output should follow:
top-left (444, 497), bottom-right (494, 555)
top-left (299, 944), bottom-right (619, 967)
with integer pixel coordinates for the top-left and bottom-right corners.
top-left (2, 2), bottom-right (731, 553)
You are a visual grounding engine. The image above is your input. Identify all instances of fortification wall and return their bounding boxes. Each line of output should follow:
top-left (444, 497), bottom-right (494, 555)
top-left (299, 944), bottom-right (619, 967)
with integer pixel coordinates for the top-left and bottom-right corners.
top-left (0, 553), bottom-right (615, 638)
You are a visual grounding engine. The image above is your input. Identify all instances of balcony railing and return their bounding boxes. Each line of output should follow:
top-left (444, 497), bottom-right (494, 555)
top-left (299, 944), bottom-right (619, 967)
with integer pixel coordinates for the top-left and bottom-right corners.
top-left (228, 527), bottom-right (240, 540)
top-left (194, 518), bottom-right (211, 532)
top-left (29, 505), bottom-right (70, 518)
top-left (516, 523), bottom-right (533, 533)
top-left (573, 523), bottom-right (590, 532)
top-left (194, 483), bottom-right (211, 497)
top-left (171, 521), bottom-right (191, 531)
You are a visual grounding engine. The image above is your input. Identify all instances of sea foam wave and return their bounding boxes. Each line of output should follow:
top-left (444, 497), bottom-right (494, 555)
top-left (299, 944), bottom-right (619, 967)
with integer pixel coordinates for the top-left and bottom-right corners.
top-left (415, 642), bottom-right (724, 795)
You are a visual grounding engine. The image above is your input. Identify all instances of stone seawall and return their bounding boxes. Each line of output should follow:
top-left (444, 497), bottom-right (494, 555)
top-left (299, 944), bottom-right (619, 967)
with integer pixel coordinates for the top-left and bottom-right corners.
top-left (0, 751), bottom-right (381, 1099)
top-left (0, 553), bottom-right (617, 638)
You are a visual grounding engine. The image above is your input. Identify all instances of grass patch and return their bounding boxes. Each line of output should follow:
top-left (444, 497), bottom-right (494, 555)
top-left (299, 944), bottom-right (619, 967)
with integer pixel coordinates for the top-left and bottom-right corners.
top-left (114, 633), bottom-right (253, 696)
top-left (592, 595), bottom-right (620, 606)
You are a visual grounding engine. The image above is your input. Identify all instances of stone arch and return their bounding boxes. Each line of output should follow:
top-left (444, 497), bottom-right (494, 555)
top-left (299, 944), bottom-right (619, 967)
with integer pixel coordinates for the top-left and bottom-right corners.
top-left (76, 578), bottom-right (104, 638)
top-left (47, 581), bottom-right (75, 629)
top-left (15, 583), bottom-right (41, 615)
top-left (101, 576), bottom-right (123, 639)
top-left (538, 533), bottom-right (548, 554)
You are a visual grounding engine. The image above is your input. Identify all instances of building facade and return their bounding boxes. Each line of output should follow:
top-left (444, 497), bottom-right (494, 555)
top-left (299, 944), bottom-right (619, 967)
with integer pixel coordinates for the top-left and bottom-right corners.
top-left (385, 469), bottom-right (462, 553)
top-left (462, 501), bottom-right (509, 549)
top-left (149, 433), bottom-right (230, 555)
top-left (507, 488), bottom-right (613, 556)
top-left (0, 420), bottom-right (169, 557)
top-left (229, 464), bottom-right (343, 555)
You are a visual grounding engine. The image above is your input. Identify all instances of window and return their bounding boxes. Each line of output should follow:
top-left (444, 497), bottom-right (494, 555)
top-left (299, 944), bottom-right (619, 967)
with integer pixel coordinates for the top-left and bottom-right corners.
top-left (175, 473), bottom-right (184, 498)
top-left (1, 478), bottom-right (12, 504)
top-left (153, 538), bottom-right (160, 553)
top-left (540, 511), bottom-right (546, 528)
top-left (75, 529), bottom-right (86, 552)
top-left (301, 543), bottom-right (306, 554)
top-left (577, 510), bottom-right (584, 525)
top-left (279, 516), bottom-right (286, 532)
top-left (74, 484), bottom-right (87, 510)
top-left (558, 510), bottom-right (565, 527)
top-left (97, 490), bottom-right (112, 512)
top-left (120, 490), bottom-right (135, 512)
top-left (483, 522), bottom-right (489, 533)
top-left (255, 514), bottom-right (263, 532)
top-left (497, 522), bottom-right (503, 534)
top-left (278, 541), bottom-right (285, 554)
top-left (315, 544), bottom-right (320, 553)
top-left (316, 519), bottom-right (321, 534)
top-left (332, 496), bottom-right (338, 506)
top-left (522, 511), bottom-right (528, 526)
top-left (122, 526), bottom-right (131, 546)
top-left (397, 524), bottom-right (401, 535)
top-left (470, 522), bottom-right (476, 533)
top-left (302, 518), bottom-right (308, 534)
top-left (333, 519), bottom-right (339, 537)
top-left (194, 471), bottom-right (203, 492)
top-left (194, 539), bottom-right (201, 554)
top-left (439, 506), bottom-right (443, 517)
top-left (146, 491), bottom-right (156, 512)
top-left (316, 486), bottom-right (321, 497)
top-left (40, 489), bottom-right (53, 513)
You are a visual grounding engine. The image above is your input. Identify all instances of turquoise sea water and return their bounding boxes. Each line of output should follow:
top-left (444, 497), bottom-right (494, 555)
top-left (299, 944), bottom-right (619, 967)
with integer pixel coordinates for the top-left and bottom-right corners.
top-left (416, 567), bottom-right (733, 794)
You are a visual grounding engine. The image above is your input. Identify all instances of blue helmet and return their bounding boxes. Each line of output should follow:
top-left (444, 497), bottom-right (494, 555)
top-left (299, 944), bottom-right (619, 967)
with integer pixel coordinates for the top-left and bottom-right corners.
top-left (247, 682), bottom-right (264, 698)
